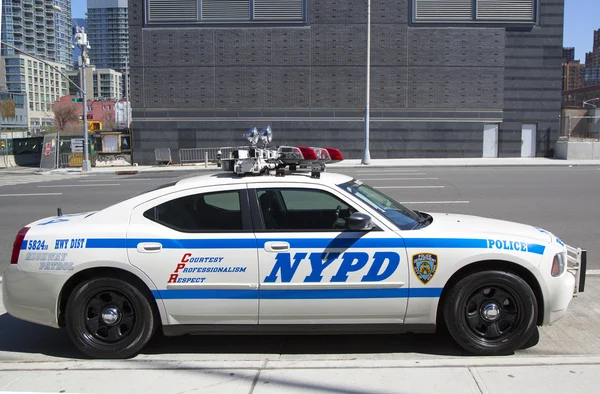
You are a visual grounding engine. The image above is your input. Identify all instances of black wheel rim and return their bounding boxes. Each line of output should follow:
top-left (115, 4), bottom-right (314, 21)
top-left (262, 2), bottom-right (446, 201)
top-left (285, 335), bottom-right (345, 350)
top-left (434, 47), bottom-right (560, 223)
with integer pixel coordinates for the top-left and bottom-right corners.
top-left (83, 289), bottom-right (137, 344)
top-left (463, 285), bottom-right (523, 342)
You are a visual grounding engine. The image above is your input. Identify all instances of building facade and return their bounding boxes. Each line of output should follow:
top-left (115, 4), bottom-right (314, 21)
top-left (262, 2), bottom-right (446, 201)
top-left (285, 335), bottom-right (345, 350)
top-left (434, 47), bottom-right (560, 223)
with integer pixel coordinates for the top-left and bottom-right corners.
top-left (87, 0), bottom-right (129, 96)
top-left (67, 66), bottom-right (123, 100)
top-left (0, 92), bottom-right (28, 131)
top-left (563, 61), bottom-right (584, 91)
top-left (130, 0), bottom-right (564, 164)
top-left (1, 0), bottom-right (73, 69)
top-left (0, 54), bottom-right (69, 133)
top-left (563, 47), bottom-right (575, 63)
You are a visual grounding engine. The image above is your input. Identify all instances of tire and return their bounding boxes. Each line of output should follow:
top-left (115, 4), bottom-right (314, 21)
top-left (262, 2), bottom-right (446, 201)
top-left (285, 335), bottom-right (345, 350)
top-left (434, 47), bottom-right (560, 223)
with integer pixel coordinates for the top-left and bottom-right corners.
top-left (65, 277), bottom-right (156, 359)
top-left (443, 270), bottom-right (538, 356)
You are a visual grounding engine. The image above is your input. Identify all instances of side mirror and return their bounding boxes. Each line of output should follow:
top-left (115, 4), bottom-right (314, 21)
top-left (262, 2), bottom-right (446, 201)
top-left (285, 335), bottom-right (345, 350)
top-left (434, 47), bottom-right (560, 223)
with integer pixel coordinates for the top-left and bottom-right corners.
top-left (347, 212), bottom-right (374, 231)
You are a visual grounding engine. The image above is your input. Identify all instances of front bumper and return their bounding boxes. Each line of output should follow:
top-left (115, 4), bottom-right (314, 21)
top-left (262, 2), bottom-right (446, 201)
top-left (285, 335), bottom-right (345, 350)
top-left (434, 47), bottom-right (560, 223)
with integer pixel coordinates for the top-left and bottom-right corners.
top-left (2, 265), bottom-right (63, 328)
top-left (543, 244), bottom-right (587, 325)
top-left (566, 245), bottom-right (587, 295)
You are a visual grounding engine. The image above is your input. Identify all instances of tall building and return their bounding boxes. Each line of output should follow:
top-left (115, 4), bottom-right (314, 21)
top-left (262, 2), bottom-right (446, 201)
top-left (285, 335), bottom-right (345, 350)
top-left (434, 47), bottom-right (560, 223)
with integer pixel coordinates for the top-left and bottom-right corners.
top-left (67, 66), bottom-right (123, 100)
top-left (563, 61), bottom-right (584, 91)
top-left (563, 47), bottom-right (575, 63)
top-left (0, 54), bottom-right (69, 133)
top-left (87, 0), bottom-right (129, 97)
top-left (131, 0), bottom-right (563, 163)
top-left (1, 0), bottom-right (73, 69)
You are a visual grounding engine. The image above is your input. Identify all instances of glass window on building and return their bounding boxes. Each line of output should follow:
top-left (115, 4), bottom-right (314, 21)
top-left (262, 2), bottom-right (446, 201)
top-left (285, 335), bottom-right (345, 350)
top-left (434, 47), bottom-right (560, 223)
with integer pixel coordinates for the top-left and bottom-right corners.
top-left (27, 60), bottom-right (32, 67)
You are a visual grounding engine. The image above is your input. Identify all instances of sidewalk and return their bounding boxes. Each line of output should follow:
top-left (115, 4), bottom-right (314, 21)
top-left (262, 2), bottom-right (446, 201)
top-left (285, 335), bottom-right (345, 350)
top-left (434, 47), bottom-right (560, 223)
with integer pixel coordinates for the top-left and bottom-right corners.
top-left (0, 356), bottom-right (598, 393)
top-left (31, 157), bottom-right (600, 175)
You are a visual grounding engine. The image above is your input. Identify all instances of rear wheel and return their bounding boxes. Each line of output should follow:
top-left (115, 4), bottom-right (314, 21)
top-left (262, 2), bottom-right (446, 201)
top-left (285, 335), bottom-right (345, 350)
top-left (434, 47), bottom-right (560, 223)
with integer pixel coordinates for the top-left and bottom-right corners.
top-left (444, 270), bottom-right (537, 355)
top-left (66, 278), bottom-right (156, 359)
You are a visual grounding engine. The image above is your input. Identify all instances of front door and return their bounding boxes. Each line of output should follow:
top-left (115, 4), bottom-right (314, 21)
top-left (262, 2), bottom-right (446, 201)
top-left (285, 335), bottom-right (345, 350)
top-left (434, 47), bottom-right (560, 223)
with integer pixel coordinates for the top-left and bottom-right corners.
top-left (483, 124), bottom-right (498, 158)
top-left (127, 185), bottom-right (259, 325)
top-left (521, 124), bottom-right (537, 157)
top-left (249, 183), bottom-right (409, 325)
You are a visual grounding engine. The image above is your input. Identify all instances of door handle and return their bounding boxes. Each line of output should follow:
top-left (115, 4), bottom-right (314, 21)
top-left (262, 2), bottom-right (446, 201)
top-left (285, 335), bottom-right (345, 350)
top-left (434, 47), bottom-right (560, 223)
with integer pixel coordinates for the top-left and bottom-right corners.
top-left (137, 242), bottom-right (162, 253)
top-left (264, 241), bottom-right (290, 252)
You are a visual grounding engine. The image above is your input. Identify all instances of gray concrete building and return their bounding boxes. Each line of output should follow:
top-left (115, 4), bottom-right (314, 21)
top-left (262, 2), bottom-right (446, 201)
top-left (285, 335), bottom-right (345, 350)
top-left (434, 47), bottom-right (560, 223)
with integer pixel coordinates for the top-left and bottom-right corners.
top-left (129, 0), bottom-right (564, 164)
top-left (67, 66), bottom-right (123, 100)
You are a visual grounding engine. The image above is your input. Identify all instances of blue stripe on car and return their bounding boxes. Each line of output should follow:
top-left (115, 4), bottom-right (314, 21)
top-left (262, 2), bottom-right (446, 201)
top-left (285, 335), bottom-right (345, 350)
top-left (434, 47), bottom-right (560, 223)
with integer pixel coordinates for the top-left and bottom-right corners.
top-left (151, 287), bottom-right (443, 300)
top-left (85, 237), bottom-right (545, 255)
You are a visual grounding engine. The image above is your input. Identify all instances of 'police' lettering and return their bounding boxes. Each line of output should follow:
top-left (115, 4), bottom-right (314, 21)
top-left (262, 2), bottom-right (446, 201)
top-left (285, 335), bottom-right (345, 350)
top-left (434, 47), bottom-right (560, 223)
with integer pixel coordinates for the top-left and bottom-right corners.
top-left (487, 239), bottom-right (528, 253)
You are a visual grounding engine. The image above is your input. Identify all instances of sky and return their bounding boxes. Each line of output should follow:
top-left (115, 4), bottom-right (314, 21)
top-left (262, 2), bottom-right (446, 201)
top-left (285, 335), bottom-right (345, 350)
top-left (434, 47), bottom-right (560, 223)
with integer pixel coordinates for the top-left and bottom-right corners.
top-left (71, 0), bottom-right (600, 63)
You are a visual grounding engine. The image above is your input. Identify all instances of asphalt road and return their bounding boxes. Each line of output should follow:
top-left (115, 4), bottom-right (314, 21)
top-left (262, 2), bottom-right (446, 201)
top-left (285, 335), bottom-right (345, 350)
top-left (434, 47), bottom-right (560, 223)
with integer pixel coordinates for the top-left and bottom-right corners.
top-left (0, 166), bottom-right (598, 272)
top-left (1, 165), bottom-right (599, 392)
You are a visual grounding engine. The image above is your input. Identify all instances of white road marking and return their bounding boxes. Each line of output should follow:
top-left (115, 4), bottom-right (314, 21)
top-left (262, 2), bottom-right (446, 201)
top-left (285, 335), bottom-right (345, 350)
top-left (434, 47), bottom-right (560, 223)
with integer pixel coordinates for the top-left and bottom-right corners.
top-left (78, 178), bottom-right (153, 182)
top-left (376, 186), bottom-right (445, 189)
top-left (359, 177), bottom-right (439, 181)
top-left (399, 201), bottom-right (470, 204)
top-left (356, 169), bottom-right (421, 172)
top-left (37, 184), bottom-right (120, 188)
top-left (357, 172), bottom-right (427, 176)
top-left (0, 193), bottom-right (63, 197)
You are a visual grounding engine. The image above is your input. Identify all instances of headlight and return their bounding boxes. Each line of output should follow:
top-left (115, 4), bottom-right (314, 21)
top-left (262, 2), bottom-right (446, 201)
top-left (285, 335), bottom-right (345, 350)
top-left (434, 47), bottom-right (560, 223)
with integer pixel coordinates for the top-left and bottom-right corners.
top-left (551, 252), bottom-right (566, 277)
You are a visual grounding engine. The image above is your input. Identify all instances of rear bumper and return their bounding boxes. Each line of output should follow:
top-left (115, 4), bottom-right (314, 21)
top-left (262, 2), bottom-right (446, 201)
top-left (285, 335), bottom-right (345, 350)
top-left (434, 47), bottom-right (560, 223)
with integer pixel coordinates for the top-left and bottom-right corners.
top-left (2, 265), bottom-right (62, 328)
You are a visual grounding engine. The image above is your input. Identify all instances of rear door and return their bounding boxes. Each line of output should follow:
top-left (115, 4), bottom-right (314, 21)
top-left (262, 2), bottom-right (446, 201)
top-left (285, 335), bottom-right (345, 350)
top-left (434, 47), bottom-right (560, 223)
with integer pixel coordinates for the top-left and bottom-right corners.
top-left (248, 182), bottom-right (409, 325)
top-left (127, 185), bottom-right (259, 325)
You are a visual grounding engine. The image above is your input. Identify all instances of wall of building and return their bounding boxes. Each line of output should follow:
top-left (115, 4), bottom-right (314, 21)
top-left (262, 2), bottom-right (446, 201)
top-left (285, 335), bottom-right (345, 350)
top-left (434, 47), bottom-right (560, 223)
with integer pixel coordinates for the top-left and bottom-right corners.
top-left (129, 0), bottom-right (563, 164)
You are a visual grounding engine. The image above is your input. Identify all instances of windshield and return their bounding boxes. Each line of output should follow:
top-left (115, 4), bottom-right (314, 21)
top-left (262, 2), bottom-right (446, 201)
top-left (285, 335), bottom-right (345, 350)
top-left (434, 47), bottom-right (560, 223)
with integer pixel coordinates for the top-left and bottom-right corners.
top-left (338, 179), bottom-right (425, 230)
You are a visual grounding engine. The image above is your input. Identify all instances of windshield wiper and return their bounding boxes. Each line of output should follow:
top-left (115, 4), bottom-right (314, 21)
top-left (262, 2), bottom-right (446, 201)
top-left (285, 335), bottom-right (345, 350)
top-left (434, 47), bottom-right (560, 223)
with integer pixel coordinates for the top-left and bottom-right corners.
top-left (411, 215), bottom-right (432, 230)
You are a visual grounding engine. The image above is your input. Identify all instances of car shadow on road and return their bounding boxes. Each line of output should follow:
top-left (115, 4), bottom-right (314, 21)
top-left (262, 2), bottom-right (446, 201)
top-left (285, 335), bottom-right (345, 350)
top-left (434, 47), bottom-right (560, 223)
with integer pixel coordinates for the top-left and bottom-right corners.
top-left (0, 313), bottom-right (469, 359)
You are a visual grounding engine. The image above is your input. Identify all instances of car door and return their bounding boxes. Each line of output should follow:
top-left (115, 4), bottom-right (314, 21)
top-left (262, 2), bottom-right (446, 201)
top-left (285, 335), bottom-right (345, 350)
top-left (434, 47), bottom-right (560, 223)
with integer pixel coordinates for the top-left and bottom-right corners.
top-left (248, 182), bottom-right (409, 325)
top-left (127, 185), bottom-right (259, 325)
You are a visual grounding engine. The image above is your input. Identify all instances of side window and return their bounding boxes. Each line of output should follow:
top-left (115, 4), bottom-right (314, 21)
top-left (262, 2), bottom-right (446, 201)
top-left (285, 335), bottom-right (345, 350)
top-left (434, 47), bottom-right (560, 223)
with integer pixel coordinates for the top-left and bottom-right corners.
top-left (257, 188), bottom-right (357, 231)
top-left (144, 190), bottom-right (243, 232)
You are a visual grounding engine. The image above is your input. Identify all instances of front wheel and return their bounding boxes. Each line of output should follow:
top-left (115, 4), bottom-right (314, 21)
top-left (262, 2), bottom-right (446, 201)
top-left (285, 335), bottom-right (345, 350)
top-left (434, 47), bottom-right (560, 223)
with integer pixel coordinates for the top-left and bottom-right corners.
top-left (65, 278), bottom-right (156, 359)
top-left (443, 270), bottom-right (538, 355)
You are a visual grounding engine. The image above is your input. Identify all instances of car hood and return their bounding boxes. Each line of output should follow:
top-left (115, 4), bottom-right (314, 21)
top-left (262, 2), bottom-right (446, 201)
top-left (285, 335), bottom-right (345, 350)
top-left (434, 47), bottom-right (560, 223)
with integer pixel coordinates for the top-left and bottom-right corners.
top-left (423, 212), bottom-right (553, 244)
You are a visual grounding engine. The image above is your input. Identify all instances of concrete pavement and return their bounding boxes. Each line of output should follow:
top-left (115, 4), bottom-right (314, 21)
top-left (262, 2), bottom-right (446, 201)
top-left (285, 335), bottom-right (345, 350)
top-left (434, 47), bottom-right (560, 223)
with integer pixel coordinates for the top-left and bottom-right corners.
top-left (0, 357), bottom-right (599, 393)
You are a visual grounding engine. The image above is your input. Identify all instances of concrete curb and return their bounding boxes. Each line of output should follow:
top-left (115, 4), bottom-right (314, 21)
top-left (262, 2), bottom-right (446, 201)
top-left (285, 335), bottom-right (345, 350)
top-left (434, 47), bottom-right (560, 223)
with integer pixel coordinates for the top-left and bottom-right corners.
top-left (0, 355), bottom-right (599, 371)
top-left (31, 159), bottom-right (600, 176)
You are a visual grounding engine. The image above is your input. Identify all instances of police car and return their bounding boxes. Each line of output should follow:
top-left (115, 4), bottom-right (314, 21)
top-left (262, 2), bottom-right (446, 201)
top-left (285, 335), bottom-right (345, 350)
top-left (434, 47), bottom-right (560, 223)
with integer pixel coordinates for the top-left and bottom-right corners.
top-left (2, 144), bottom-right (586, 359)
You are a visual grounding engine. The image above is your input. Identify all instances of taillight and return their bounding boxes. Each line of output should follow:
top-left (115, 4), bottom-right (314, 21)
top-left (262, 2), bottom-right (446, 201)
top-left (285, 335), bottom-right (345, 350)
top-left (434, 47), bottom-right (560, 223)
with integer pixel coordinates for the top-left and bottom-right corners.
top-left (11, 227), bottom-right (30, 265)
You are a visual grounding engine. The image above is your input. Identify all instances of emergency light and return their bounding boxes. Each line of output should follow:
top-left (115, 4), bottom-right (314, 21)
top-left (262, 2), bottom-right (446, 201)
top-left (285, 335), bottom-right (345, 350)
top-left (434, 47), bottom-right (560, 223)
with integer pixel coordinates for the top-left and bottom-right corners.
top-left (220, 127), bottom-right (344, 176)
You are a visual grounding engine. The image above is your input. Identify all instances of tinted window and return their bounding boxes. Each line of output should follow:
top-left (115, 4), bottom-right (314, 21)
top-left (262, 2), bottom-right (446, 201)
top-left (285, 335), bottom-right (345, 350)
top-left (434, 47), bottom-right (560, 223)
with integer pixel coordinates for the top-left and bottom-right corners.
top-left (257, 188), bottom-right (356, 231)
top-left (144, 190), bottom-right (243, 232)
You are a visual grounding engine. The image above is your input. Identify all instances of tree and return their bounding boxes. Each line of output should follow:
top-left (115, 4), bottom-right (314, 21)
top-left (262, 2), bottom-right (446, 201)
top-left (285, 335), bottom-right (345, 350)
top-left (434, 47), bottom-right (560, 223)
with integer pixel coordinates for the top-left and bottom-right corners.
top-left (0, 99), bottom-right (16, 119)
top-left (53, 102), bottom-right (79, 132)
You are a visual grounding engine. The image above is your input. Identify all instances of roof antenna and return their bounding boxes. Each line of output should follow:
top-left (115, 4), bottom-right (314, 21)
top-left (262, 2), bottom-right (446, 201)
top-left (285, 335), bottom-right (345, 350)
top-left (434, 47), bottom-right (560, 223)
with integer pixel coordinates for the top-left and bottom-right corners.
top-left (57, 208), bottom-right (63, 217)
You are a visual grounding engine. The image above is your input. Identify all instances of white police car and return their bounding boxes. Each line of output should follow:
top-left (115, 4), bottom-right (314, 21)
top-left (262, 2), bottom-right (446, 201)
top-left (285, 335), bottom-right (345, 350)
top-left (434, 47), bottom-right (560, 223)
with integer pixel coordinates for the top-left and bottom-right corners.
top-left (2, 146), bottom-right (586, 359)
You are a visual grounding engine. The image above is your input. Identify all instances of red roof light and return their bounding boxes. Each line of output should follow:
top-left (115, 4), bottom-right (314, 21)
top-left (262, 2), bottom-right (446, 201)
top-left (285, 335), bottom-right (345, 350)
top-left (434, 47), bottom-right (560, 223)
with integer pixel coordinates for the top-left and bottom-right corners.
top-left (325, 148), bottom-right (343, 162)
top-left (296, 146), bottom-right (318, 161)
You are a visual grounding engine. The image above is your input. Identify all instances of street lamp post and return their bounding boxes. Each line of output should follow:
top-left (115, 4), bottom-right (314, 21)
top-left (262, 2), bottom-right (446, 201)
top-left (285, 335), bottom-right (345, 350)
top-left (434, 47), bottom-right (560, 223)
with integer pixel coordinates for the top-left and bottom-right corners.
top-left (362, 0), bottom-right (372, 165)
top-left (53, 5), bottom-right (91, 172)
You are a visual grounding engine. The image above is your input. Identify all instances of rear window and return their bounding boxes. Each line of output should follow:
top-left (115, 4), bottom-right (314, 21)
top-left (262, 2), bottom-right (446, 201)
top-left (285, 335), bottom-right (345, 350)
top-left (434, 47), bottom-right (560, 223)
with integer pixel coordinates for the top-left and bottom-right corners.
top-left (143, 190), bottom-right (243, 232)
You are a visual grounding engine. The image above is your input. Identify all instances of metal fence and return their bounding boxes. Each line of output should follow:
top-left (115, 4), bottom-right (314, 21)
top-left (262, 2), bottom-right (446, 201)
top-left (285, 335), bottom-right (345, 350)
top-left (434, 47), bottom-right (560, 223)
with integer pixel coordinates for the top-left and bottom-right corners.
top-left (179, 146), bottom-right (247, 165)
top-left (562, 115), bottom-right (600, 140)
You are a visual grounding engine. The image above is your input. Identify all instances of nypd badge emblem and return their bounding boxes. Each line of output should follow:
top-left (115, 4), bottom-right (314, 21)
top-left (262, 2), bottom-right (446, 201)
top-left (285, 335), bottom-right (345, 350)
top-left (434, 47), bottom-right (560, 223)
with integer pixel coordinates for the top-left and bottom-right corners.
top-left (412, 253), bottom-right (438, 285)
